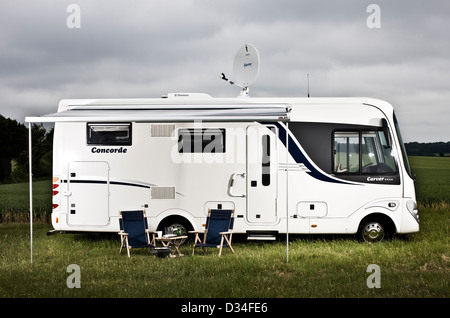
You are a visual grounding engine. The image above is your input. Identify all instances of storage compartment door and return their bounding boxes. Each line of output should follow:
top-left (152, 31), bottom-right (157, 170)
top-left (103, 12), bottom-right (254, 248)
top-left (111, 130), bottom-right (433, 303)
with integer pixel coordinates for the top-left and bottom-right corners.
top-left (67, 161), bottom-right (110, 227)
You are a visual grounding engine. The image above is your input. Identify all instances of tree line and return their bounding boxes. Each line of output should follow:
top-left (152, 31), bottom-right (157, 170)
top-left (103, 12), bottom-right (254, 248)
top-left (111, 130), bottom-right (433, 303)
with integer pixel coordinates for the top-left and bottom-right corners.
top-left (0, 114), bottom-right (53, 183)
top-left (404, 141), bottom-right (450, 157)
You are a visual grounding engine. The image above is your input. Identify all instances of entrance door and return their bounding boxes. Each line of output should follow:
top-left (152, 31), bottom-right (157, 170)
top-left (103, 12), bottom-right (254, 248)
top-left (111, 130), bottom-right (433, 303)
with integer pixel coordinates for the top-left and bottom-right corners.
top-left (67, 161), bottom-right (110, 227)
top-left (246, 125), bottom-right (278, 223)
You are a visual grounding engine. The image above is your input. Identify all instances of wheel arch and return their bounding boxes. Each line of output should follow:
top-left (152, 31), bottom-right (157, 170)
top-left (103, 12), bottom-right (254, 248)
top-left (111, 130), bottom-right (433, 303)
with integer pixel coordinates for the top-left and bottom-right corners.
top-left (357, 212), bottom-right (397, 242)
top-left (157, 214), bottom-right (194, 232)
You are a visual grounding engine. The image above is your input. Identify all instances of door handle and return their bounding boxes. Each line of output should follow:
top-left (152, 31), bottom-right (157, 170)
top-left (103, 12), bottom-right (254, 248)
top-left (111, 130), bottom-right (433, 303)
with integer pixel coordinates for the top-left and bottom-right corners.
top-left (228, 173), bottom-right (246, 197)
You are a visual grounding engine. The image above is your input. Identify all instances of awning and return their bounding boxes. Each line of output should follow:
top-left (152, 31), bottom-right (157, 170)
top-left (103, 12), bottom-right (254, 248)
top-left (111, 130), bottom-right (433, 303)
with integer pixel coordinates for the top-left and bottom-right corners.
top-left (25, 100), bottom-right (291, 263)
top-left (25, 103), bottom-right (291, 123)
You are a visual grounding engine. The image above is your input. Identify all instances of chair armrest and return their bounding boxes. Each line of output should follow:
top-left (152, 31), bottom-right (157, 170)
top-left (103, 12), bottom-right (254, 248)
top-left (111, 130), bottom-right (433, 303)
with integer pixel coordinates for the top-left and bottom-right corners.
top-left (219, 231), bottom-right (232, 235)
top-left (189, 230), bottom-right (205, 234)
top-left (118, 231), bottom-right (128, 236)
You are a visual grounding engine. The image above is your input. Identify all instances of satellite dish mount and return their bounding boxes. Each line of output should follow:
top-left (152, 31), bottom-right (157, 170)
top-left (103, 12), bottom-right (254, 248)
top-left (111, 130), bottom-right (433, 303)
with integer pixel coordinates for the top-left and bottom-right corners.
top-left (221, 44), bottom-right (260, 97)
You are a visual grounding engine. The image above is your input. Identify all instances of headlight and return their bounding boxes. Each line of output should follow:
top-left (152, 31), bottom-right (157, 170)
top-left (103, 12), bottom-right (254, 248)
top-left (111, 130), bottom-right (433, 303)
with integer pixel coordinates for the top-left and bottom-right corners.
top-left (406, 200), bottom-right (419, 223)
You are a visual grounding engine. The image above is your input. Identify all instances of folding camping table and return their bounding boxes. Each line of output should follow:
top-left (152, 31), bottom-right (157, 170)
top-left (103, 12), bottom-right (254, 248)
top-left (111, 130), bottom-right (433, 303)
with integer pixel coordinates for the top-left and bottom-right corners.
top-left (156, 235), bottom-right (188, 257)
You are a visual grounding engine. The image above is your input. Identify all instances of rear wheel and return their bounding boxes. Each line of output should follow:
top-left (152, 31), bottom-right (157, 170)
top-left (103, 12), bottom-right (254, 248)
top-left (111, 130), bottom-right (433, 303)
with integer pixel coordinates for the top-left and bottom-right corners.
top-left (158, 217), bottom-right (192, 245)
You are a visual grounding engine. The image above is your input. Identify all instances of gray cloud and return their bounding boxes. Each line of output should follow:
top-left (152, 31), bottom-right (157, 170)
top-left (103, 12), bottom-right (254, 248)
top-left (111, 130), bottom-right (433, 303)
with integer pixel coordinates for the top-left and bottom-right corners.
top-left (0, 0), bottom-right (449, 142)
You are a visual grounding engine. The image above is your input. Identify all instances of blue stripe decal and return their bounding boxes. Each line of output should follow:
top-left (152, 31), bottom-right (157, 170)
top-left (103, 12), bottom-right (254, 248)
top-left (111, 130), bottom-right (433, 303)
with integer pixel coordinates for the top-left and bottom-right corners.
top-left (267, 122), bottom-right (351, 184)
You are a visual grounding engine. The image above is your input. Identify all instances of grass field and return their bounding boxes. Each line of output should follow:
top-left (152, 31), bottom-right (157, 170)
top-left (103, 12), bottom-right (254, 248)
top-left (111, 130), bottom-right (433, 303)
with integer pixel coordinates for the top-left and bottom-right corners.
top-left (0, 179), bottom-right (51, 223)
top-left (409, 156), bottom-right (450, 206)
top-left (0, 156), bottom-right (448, 299)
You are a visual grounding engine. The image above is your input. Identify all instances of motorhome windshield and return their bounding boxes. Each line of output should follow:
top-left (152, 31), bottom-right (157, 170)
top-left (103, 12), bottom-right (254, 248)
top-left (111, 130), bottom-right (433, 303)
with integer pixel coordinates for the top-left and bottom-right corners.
top-left (393, 113), bottom-right (413, 178)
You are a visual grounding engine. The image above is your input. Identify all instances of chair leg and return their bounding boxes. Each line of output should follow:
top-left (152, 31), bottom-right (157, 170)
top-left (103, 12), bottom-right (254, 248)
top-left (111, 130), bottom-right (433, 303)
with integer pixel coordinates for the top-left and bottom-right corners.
top-left (151, 233), bottom-right (156, 246)
top-left (218, 234), bottom-right (234, 256)
top-left (219, 236), bottom-right (224, 256)
top-left (119, 235), bottom-right (125, 254)
top-left (125, 238), bottom-right (131, 258)
top-left (192, 233), bottom-right (198, 255)
top-left (224, 234), bottom-right (234, 254)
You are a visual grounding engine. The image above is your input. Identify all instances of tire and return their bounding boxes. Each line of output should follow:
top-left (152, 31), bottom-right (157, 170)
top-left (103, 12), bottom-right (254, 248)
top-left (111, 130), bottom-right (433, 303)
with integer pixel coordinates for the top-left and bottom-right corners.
top-left (158, 217), bottom-right (191, 245)
top-left (359, 220), bottom-right (386, 243)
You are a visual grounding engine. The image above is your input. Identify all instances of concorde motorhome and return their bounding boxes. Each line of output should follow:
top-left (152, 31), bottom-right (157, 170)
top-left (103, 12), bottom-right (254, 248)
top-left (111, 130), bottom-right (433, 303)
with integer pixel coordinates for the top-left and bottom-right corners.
top-left (26, 94), bottom-right (419, 242)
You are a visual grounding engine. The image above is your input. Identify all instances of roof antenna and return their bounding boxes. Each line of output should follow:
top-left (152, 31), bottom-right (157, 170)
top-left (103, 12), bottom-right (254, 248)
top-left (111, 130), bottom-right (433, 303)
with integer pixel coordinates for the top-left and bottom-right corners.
top-left (307, 73), bottom-right (310, 98)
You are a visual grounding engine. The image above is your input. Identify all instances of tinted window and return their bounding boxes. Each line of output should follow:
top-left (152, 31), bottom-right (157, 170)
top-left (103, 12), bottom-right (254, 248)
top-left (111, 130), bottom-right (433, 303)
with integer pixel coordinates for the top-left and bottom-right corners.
top-left (334, 132), bottom-right (360, 173)
top-left (87, 123), bottom-right (132, 145)
top-left (178, 128), bottom-right (225, 153)
top-left (333, 130), bottom-right (398, 174)
top-left (262, 134), bottom-right (271, 186)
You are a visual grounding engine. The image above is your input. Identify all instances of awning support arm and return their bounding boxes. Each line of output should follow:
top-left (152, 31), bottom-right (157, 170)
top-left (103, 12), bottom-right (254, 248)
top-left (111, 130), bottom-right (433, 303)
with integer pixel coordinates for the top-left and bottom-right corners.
top-left (29, 123), bottom-right (33, 264)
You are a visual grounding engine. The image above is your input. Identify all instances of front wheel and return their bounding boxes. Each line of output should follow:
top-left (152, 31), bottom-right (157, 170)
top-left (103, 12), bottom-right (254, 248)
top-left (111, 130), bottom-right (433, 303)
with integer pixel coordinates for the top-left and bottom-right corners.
top-left (359, 221), bottom-right (385, 243)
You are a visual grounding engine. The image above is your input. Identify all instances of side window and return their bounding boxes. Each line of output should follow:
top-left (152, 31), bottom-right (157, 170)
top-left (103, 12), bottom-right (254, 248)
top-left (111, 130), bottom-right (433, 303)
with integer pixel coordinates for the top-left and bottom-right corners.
top-left (333, 132), bottom-right (360, 173)
top-left (87, 123), bottom-right (132, 145)
top-left (377, 131), bottom-right (397, 173)
top-left (361, 131), bottom-right (397, 173)
top-left (178, 128), bottom-right (225, 153)
top-left (262, 134), bottom-right (271, 186)
top-left (362, 131), bottom-right (379, 169)
top-left (333, 130), bottom-right (397, 175)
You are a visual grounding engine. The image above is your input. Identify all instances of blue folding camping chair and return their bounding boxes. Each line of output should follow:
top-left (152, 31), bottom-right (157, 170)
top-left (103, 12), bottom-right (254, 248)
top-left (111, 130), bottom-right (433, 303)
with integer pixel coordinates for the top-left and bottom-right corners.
top-left (190, 209), bottom-right (235, 256)
top-left (118, 210), bottom-right (156, 258)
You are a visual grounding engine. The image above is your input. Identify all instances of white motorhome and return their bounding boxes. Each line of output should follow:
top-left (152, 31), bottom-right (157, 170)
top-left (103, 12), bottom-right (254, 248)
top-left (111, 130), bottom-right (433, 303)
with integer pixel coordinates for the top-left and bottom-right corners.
top-left (26, 93), bottom-right (419, 242)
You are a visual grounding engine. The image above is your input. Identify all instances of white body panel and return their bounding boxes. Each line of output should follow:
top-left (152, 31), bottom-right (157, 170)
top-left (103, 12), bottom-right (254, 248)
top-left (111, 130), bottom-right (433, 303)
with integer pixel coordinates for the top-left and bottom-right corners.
top-left (46, 96), bottom-right (419, 237)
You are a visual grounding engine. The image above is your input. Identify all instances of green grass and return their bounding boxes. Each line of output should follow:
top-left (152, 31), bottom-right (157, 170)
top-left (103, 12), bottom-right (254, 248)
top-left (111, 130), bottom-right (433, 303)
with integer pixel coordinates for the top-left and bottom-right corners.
top-left (0, 180), bottom-right (51, 223)
top-left (409, 156), bottom-right (450, 205)
top-left (0, 212), bottom-right (448, 298)
top-left (0, 156), bottom-right (449, 298)
top-left (0, 216), bottom-right (448, 298)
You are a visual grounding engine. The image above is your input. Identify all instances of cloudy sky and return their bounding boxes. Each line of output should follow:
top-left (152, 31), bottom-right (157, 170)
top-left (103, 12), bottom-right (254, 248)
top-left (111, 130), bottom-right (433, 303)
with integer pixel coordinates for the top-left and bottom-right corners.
top-left (1, 0), bottom-right (449, 142)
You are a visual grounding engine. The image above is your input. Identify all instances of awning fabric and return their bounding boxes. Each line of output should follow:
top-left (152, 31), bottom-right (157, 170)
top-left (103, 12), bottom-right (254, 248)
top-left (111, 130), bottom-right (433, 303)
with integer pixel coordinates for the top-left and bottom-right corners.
top-left (25, 103), bottom-right (291, 123)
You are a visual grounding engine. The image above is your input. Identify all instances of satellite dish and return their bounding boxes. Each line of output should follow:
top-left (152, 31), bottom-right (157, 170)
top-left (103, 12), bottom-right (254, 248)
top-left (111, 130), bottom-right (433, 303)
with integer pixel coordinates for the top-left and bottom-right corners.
top-left (221, 44), bottom-right (260, 96)
top-left (233, 44), bottom-right (260, 89)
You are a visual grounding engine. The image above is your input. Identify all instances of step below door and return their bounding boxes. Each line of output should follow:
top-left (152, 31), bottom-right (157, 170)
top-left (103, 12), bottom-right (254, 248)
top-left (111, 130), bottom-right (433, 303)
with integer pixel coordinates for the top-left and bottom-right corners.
top-left (67, 161), bottom-right (110, 227)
